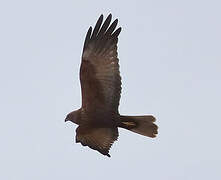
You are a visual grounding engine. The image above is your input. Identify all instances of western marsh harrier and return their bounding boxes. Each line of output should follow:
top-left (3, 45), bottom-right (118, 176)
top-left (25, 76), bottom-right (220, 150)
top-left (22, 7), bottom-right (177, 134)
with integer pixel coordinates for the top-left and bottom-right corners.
top-left (65, 14), bottom-right (158, 157)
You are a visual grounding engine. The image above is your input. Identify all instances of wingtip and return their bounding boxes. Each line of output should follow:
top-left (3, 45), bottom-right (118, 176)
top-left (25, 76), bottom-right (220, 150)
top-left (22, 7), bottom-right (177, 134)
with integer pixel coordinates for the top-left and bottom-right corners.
top-left (105, 14), bottom-right (112, 24)
top-left (112, 27), bottom-right (122, 37)
top-left (96, 14), bottom-right (104, 25)
top-left (107, 154), bottom-right (111, 157)
top-left (99, 14), bottom-right (104, 20)
top-left (107, 13), bottom-right (112, 19)
top-left (113, 18), bottom-right (118, 25)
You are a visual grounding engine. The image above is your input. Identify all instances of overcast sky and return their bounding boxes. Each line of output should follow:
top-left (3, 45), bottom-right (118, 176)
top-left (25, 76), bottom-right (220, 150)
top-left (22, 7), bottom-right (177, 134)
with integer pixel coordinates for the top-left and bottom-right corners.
top-left (0, 0), bottom-right (221, 179)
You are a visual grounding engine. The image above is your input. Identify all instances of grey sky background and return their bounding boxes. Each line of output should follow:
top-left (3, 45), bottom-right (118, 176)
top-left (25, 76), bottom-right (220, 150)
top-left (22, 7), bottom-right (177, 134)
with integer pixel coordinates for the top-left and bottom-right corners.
top-left (0, 0), bottom-right (221, 179)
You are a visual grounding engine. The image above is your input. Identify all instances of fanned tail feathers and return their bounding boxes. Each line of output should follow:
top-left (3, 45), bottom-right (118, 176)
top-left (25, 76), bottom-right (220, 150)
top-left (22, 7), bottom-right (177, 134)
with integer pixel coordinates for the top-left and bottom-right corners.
top-left (120, 115), bottom-right (158, 138)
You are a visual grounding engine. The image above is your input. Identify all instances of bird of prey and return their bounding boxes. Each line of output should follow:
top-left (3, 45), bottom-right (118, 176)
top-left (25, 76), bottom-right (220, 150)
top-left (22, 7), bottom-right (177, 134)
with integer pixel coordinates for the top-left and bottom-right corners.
top-left (65, 14), bottom-right (158, 157)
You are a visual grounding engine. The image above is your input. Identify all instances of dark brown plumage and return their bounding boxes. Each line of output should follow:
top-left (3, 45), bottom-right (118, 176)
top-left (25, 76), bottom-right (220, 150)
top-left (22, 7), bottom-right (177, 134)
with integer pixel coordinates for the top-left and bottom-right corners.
top-left (65, 14), bottom-right (158, 157)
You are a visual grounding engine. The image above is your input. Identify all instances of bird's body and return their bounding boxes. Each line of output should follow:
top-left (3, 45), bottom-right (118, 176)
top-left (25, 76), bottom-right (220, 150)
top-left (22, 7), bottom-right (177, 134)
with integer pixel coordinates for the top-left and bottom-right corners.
top-left (65, 14), bottom-right (158, 157)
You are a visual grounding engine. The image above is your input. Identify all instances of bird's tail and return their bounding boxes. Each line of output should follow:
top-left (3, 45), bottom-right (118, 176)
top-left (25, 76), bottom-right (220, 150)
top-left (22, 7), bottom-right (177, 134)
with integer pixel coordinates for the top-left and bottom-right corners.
top-left (119, 115), bottom-right (158, 138)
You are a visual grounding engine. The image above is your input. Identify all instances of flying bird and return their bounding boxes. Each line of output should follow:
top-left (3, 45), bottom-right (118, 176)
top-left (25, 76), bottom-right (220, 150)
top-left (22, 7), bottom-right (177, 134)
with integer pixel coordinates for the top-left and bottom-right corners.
top-left (65, 14), bottom-right (158, 157)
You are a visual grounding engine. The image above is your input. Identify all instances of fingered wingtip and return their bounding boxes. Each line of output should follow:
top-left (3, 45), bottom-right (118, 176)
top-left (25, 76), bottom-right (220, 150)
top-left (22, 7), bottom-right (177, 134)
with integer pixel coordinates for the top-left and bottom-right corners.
top-left (107, 13), bottom-right (112, 19)
top-left (99, 14), bottom-right (104, 20)
top-left (107, 154), bottom-right (111, 157)
top-left (112, 27), bottom-right (122, 37)
top-left (104, 13), bottom-right (112, 23)
top-left (112, 18), bottom-right (118, 25)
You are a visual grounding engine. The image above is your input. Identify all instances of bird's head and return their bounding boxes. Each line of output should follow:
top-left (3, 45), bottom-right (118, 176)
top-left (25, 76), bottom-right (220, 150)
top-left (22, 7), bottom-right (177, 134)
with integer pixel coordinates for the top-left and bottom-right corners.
top-left (65, 109), bottom-right (80, 124)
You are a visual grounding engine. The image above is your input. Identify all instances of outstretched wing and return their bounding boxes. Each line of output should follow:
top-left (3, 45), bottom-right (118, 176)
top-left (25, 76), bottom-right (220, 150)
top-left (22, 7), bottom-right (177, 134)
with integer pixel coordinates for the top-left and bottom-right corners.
top-left (76, 126), bottom-right (118, 157)
top-left (80, 14), bottom-right (122, 117)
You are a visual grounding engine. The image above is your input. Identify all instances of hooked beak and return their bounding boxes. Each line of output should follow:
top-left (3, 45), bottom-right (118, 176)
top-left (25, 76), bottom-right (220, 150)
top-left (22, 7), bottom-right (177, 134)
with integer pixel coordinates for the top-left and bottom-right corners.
top-left (65, 116), bottom-right (69, 122)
